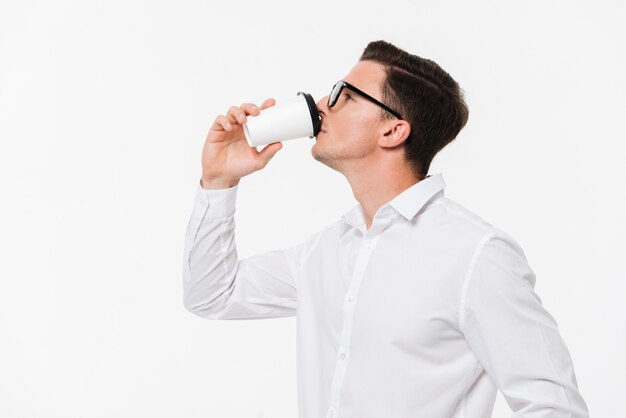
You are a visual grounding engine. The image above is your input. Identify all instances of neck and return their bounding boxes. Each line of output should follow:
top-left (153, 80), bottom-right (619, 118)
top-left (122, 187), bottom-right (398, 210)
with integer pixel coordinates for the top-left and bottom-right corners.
top-left (344, 161), bottom-right (422, 231)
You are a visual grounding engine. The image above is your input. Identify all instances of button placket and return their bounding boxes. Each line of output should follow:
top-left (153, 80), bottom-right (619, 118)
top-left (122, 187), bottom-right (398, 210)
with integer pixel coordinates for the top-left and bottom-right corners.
top-left (327, 235), bottom-right (380, 418)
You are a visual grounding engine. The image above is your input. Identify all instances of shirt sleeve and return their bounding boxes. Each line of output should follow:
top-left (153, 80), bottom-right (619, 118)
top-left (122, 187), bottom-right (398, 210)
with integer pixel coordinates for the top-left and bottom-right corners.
top-left (182, 179), bottom-right (312, 320)
top-left (461, 233), bottom-right (590, 417)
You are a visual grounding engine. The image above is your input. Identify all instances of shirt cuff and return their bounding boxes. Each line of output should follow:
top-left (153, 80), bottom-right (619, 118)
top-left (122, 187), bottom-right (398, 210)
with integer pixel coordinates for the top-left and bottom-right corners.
top-left (195, 178), bottom-right (238, 218)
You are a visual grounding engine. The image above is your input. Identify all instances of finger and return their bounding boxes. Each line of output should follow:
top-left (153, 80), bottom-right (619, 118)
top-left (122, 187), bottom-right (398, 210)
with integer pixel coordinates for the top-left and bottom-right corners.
top-left (226, 106), bottom-right (247, 125)
top-left (256, 141), bottom-right (283, 168)
top-left (212, 114), bottom-right (232, 131)
top-left (259, 98), bottom-right (276, 110)
top-left (240, 102), bottom-right (260, 116)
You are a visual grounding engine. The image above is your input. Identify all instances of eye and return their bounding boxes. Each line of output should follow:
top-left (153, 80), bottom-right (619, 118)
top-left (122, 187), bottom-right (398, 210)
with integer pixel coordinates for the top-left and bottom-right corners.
top-left (344, 93), bottom-right (352, 100)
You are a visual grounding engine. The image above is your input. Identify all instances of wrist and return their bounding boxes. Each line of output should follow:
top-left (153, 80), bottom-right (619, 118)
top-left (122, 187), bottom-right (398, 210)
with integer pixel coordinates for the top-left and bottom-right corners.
top-left (200, 177), bottom-right (240, 190)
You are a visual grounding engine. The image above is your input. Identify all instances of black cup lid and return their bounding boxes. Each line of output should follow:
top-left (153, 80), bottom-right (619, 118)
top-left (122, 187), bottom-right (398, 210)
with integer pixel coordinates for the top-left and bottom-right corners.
top-left (298, 92), bottom-right (321, 137)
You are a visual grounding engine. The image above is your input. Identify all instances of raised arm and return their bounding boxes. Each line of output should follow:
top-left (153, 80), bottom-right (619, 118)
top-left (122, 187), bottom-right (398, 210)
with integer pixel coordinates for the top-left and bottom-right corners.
top-left (182, 98), bottom-right (308, 320)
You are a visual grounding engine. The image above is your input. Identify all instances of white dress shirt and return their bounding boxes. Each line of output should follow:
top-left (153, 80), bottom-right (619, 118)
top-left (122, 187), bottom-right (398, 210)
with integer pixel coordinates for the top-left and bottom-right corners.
top-left (183, 173), bottom-right (589, 418)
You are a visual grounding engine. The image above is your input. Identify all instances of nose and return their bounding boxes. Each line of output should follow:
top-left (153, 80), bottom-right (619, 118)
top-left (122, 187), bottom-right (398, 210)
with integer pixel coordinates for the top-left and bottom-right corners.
top-left (316, 95), bottom-right (329, 117)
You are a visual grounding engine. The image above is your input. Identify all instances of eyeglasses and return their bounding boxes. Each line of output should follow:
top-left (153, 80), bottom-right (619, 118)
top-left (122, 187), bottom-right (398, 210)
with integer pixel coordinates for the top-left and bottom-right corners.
top-left (327, 80), bottom-right (403, 120)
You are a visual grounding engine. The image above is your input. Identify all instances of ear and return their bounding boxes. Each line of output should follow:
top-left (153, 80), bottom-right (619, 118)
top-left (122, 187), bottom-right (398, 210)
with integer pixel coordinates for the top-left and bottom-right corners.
top-left (380, 120), bottom-right (411, 148)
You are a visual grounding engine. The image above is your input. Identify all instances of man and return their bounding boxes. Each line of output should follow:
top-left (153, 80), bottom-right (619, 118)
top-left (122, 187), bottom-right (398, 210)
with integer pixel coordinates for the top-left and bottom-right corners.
top-left (183, 40), bottom-right (589, 417)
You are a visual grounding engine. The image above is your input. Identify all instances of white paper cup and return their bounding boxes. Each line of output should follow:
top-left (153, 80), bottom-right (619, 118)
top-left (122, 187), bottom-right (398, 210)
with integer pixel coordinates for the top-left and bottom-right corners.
top-left (243, 92), bottom-right (321, 147)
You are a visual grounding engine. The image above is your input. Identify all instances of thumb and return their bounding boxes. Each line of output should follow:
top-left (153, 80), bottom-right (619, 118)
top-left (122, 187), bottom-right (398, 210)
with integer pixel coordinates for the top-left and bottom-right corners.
top-left (257, 142), bottom-right (283, 167)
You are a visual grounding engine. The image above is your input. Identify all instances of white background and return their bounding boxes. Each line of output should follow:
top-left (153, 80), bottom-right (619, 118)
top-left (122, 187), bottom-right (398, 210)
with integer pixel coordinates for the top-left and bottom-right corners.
top-left (1, 1), bottom-right (624, 417)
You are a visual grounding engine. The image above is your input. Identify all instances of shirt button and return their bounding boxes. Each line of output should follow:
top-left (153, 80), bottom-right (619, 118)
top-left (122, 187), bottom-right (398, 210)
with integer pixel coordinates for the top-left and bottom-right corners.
top-left (329, 409), bottom-right (335, 417)
top-left (348, 295), bottom-right (353, 302)
top-left (339, 352), bottom-right (346, 360)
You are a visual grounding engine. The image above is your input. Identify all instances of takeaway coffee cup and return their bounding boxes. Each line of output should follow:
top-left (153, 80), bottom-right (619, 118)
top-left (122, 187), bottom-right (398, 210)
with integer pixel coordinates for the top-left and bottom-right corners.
top-left (243, 92), bottom-right (322, 147)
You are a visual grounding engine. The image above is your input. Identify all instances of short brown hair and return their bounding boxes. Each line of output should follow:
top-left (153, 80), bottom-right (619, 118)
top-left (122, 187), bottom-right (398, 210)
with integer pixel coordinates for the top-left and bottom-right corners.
top-left (360, 40), bottom-right (469, 179)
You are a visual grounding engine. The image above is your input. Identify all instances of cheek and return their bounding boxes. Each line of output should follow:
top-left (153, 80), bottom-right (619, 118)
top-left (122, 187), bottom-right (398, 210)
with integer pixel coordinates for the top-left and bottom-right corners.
top-left (342, 112), bottom-right (379, 146)
top-left (326, 108), bottom-right (379, 148)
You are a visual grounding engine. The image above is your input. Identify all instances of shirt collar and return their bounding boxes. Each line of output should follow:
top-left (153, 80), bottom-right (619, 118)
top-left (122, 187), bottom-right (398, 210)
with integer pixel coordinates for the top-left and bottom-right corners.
top-left (340, 173), bottom-right (446, 237)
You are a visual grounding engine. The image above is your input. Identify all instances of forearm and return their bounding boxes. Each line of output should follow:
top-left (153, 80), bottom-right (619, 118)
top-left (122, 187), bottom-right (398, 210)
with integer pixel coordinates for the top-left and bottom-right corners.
top-left (183, 180), bottom-right (239, 316)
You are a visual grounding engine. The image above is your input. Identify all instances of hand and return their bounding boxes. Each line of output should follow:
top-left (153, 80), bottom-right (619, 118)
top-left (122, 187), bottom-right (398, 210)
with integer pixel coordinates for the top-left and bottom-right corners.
top-left (200, 98), bottom-right (282, 189)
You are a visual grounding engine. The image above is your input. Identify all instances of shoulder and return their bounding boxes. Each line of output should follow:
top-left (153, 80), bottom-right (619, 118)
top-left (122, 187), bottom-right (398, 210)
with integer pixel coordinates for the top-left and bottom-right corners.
top-left (420, 197), bottom-right (503, 248)
top-left (425, 196), bottom-right (530, 266)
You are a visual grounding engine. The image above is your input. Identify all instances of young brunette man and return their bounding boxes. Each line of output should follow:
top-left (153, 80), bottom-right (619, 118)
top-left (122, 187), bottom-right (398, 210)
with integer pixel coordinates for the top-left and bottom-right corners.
top-left (183, 40), bottom-right (589, 418)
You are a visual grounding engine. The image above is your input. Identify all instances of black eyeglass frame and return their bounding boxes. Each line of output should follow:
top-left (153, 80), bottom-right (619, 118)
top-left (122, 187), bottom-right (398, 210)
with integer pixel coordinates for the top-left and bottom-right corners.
top-left (328, 80), bottom-right (403, 120)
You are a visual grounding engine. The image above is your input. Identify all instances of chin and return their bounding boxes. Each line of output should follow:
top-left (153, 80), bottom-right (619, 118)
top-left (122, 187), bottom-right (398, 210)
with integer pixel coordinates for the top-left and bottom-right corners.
top-left (311, 144), bottom-right (325, 162)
